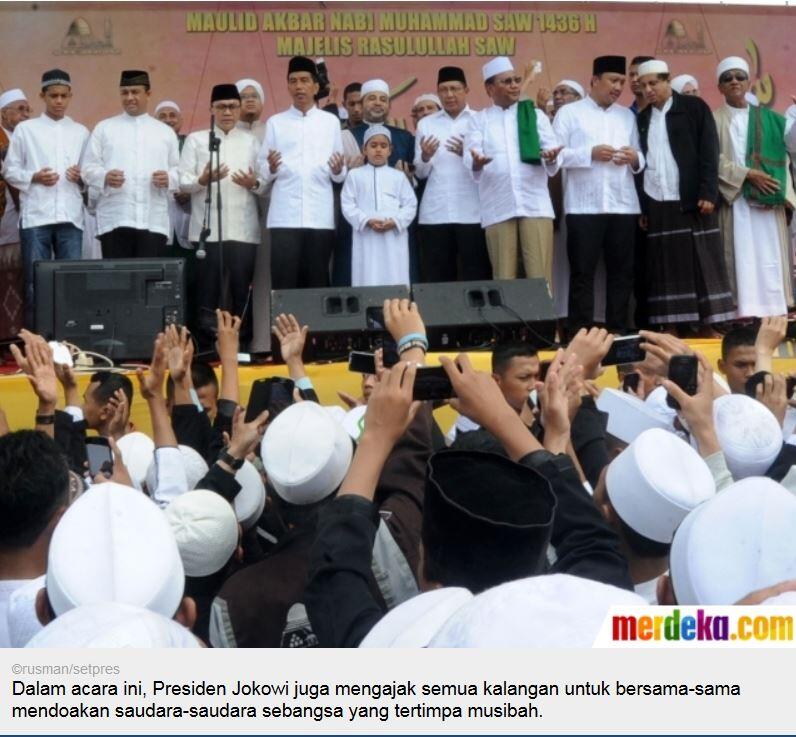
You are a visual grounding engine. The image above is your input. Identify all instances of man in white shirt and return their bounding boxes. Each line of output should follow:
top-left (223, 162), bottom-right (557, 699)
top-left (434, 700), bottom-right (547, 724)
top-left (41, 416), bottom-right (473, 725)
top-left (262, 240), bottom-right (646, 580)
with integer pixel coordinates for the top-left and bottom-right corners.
top-left (414, 66), bottom-right (490, 282)
top-left (259, 56), bottom-right (345, 289)
top-left (553, 55), bottom-right (644, 335)
top-left (179, 84), bottom-right (267, 347)
top-left (3, 70), bottom-right (89, 328)
top-left (464, 56), bottom-right (561, 284)
top-left (235, 79), bottom-right (266, 143)
top-left (81, 70), bottom-right (179, 259)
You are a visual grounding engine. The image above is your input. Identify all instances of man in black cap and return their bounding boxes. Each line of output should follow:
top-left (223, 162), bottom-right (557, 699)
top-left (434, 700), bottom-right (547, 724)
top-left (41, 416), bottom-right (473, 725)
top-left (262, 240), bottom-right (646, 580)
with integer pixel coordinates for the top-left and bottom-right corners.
top-left (178, 84), bottom-right (267, 348)
top-left (81, 70), bottom-right (179, 259)
top-left (258, 56), bottom-right (345, 289)
top-left (552, 56), bottom-right (644, 335)
top-left (413, 67), bottom-right (491, 282)
top-left (2, 69), bottom-right (89, 326)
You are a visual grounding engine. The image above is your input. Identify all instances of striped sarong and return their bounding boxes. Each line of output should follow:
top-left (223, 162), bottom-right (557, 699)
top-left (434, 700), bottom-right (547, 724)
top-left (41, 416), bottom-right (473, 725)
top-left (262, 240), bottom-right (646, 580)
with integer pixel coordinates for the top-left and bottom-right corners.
top-left (646, 200), bottom-right (735, 325)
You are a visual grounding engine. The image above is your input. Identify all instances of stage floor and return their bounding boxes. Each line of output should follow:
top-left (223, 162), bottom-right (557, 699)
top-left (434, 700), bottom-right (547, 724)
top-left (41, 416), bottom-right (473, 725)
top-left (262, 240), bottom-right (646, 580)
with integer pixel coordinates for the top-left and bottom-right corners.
top-left (3, 340), bottom-right (796, 435)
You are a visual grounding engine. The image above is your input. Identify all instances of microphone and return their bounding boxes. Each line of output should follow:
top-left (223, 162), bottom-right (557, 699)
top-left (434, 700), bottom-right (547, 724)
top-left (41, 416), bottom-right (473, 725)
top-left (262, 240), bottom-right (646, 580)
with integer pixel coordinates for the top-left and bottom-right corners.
top-left (196, 227), bottom-right (209, 260)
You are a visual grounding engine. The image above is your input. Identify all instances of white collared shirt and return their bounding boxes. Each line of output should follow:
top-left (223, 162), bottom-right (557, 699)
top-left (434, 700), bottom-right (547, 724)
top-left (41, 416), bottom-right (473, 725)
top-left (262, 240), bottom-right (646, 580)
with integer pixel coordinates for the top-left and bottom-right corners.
top-left (2, 114), bottom-right (89, 230)
top-left (463, 102), bottom-right (559, 227)
top-left (553, 95), bottom-right (644, 215)
top-left (413, 106), bottom-right (480, 225)
top-left (258, 106), bottom-right (345, 230)
top-left (179, 126), bottom-right (266, 244)
top-left (644, 97), bottom-right (680, 202)
top-left (81, 112), bottom-right (180, 237)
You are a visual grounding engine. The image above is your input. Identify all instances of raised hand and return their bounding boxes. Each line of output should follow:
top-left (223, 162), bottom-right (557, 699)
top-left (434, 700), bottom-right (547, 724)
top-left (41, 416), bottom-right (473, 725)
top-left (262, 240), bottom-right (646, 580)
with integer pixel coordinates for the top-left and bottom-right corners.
top-left (420, 135), bottom-right (440, 162)
top-left (11, 330), bottom-right (58, 409)
top-left (135, 333), bottom-right (168, 400)
top-left (272, 312), bottom-right (308, 365)
top-left (470, 149), bottom-right (493, 171)
top-left (164, 324), bottom-right (193, 385)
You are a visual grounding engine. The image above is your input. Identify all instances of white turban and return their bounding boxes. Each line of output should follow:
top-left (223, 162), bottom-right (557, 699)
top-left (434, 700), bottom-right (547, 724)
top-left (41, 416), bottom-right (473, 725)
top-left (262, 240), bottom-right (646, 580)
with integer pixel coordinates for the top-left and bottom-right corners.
top-left (412, 93), bottom-right (441, 109)
top-left (554, 79), bottom-right (585, 98)
top-left (235, 78), bottom-right (264, 101)
top-left (154, 100), bottom-right (180, 115)
top-left (361, 79), bottom-right (390, 98)
top-left (716, 56), bottom-right (750, 81)
top-left (670, 74), bottom-right (699, 94)
top-left (482, 56), bottom-right (513, 82)
top-left (0, 88), bottom-right (26, 109)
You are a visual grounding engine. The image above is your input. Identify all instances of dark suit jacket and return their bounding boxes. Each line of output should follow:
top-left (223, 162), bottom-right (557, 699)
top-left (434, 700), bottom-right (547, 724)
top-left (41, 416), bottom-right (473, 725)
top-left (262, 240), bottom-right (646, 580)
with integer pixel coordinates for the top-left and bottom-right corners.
top-left (636, 90), bottom-right (720, 212)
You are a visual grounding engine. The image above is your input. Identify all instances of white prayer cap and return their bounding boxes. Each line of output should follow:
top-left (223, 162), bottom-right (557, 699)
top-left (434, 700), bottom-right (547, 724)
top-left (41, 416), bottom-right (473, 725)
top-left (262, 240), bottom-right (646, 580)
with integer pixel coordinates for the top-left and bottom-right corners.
top-left (154, 100), bottom-right (180, 115)
top-left (360, 588), bottom-right (473, 648)
top-left (596, 388), bottom-right (674, 444)
top-left (178, 444), bottom-right (209, 489)
top-left (606, 428), bottom-right (715, 543)
top-left (361, 79), bottom-right (390, 97)
top-left (7, 576), bottom-right (44, 647)
top-left (712, 394), bottom-right (782, 479)
top-left (555, 79), bottom-right (585, 98)
top-left (324, 405), bottom-right (347, 425)
top-left (717, 56), bottom-right (749, 80)
top-left (671, 74), bottom-right (699, 94)
top-left (644, 386), bottom-right (678, 427)
top-left (482, 56), bottom-right (514, 82)
top-left (262, 401), bottom-right (353, 505)
top-left (165, 490), bottom-right (238, 577)
top-left (46, 483), bottom-right (184, 617)
top-left (235, 78), bottom-right (264, 101)
top-left (116, 431), bottom-right (155, 490)
top-left (342, 405), bottom-right (368, 442)
top-left (233, 460), bottom-right (266, 531)
top-left (670, 477), bottom-right (796, 605)
top-left (637, 60), bottom-right (669, 78)
top-left (0, 88), bottom-right (26, 109)
top-left (364, 124), bottom-right (392, 146)
top-left (27, 602), bottom-right (201, 648)
top-left (429, 574), bottom-right (648, 647)
top-left (413, 93), bottom-right (441, 109)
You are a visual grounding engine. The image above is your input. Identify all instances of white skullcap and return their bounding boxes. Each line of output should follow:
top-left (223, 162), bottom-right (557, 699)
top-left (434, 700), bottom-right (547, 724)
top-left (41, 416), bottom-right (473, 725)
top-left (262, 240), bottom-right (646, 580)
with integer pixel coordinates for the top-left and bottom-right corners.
top-left (596, 388), bottom-right (675, 444)
top-left (713, 394), bottom-right (782, 479)
top-left (262, 402), bottom-right (353, 505)
top-left (154, 100), bottom-right (180, 115)
top-left (555, 79), bottom-right (585, 98)
top-left (430, 574), bottom-right (647, 647)
top-left (116, 431), bottom-right (155, 490)
top-left (606, 428), bottom-right (715, 543)
top-left (670, 477), bottom-right (796, 605)
top-left (361, 79), bottom-right (389, 97)
top-left (7, 576), bottom-right (44, 647)
top-left (178, 444), bottom-right (209, 489)
top-left (482, 56), bottom-right (514, 82)
top-left (413, 93), bottom-right (441, 109)
top-left (27, 602), bottom-right (200, 648)
top-left (717, 56), bottom-right (750, 81)
top-left (235, 78), bottom-right (264, 101)
top-left (643, 386), bottom-right (678, 427)
top-left (323, 405), bottom-right (347, 425)
top-left (360, 588), bottom-right (473, 647)
top-left (671, 74), bottom-right (699, 94)
top-left (637, 60), bottom-right (669, 78)
top-left (46, 483), bottom-right (184, 617)
top-left (233, 460), bottom-right (266, 531)
top-left (342, 405), bottom-right (368, 442)
top-left (0, 88), bottom-right (26, 109)
top-left (165, 490), bottom-right (238, 577)
top-left (363, 124), bottom-right (392, 146)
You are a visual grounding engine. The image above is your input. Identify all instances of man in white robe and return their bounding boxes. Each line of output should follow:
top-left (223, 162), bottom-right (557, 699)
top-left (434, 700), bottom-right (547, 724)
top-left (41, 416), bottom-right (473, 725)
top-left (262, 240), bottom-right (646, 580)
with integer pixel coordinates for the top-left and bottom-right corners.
top-left (714, 56), bottom-right (795, 317)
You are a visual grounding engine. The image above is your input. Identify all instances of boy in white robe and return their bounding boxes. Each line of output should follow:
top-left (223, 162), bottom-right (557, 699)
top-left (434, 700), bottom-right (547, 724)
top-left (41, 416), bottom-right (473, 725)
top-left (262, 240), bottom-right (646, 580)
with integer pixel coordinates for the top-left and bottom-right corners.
top-left (341, 126), bottom-right (417, 287)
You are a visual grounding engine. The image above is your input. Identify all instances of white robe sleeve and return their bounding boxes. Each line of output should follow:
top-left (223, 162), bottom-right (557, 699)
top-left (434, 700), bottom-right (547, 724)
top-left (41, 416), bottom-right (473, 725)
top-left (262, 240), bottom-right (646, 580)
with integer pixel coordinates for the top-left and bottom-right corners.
top-left (553, 108), bottom-right (593, 170)
top-left (166, 129), bottom-right (180, 192)
top-left (463, 116), bottom-right (485, 182)
top-left (392, 172), bottom-right (418, 234)
top-left (80, 125), bottom-right (109, 192)
top-left (341, 171), bottom-right (370, 232)
top-left (328, 123), bottom-right (347, 184)
top-left (178, 135), bottom-right (204, 194)
top-left (628, 117), bottom-right (645, 173)
top-left (258, 119), bottom-right (278, 184)
top-left (413, 119), bottom-right (432, 180)
top-left (537, 109), bottom-right (562, 177)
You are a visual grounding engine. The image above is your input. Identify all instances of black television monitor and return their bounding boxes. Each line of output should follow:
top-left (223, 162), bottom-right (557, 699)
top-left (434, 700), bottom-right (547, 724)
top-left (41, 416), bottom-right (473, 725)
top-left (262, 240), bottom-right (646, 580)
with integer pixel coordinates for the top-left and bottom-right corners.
top-left (34, 258), bottom-right (185, 361)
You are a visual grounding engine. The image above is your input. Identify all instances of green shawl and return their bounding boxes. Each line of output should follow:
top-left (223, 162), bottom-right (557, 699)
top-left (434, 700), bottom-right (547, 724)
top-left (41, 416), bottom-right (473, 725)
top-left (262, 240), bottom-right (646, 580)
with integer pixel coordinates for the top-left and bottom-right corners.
top-left (517, 99), bottom-right (541, 165)
top-left (744, 104), bottom-right (788, 206)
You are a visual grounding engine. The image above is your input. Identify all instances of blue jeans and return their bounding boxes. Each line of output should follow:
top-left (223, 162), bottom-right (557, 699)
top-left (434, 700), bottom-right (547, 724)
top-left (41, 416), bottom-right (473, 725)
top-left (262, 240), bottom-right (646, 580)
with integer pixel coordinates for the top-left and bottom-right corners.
top-left (20, 222), bottom-right (83, 327)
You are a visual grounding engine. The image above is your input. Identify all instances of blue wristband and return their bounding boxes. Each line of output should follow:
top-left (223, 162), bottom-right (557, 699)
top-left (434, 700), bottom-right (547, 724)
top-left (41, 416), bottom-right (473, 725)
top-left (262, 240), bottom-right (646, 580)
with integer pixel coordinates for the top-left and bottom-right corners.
top-left (295, 376), bottom-right (314, 391)
top-left (397, 332), bottom-right (428, 349)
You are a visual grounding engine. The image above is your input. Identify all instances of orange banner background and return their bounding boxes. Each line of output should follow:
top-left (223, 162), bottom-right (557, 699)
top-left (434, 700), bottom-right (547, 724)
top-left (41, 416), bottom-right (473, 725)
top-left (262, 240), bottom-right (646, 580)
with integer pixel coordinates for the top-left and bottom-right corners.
top-left (0, 1), bottom-right (794, 131)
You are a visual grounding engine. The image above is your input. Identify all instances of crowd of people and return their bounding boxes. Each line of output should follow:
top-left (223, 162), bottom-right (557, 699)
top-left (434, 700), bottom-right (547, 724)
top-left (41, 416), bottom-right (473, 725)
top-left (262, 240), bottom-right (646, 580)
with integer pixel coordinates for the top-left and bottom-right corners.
top-left (1, 299), bottom-right (796, 648)
top-left (1, 52), bottom-right (796, 348)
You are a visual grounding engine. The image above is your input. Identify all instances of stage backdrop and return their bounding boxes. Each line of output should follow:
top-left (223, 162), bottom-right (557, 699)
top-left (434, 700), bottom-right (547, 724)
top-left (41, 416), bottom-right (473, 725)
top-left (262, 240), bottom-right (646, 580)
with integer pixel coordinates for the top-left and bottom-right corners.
top-left (0, 1), bottom-right (794, 132)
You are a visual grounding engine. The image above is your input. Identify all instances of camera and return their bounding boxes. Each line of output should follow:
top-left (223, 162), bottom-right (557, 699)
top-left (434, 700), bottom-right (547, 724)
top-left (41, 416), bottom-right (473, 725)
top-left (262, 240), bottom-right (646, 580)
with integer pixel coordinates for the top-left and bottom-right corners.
top-left (314, 58), bottom-right (331, 101)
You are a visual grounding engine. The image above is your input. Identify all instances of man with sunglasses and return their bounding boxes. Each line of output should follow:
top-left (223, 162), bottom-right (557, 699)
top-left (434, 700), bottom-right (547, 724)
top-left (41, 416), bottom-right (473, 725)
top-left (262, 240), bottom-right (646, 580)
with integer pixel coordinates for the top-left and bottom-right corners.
top-left (178, 84), bottom-right (267, 349)
top-left (464, 56), bottom-right (561, 284)
top-left (713, 56), bottom-right (796, 318)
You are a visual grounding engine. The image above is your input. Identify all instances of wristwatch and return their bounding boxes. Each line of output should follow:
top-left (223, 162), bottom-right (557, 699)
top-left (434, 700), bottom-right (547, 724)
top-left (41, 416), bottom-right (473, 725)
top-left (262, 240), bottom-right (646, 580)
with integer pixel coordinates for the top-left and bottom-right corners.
top-left (218, 450), bottom-right (244, 471)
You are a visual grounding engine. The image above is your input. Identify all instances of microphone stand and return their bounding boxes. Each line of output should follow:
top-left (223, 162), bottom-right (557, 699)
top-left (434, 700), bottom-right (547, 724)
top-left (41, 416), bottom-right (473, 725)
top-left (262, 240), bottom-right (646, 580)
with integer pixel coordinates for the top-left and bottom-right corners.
top-left (196, 114), bottom-right (214, 260)
top-left (212, 118), bottom-right (226, 317)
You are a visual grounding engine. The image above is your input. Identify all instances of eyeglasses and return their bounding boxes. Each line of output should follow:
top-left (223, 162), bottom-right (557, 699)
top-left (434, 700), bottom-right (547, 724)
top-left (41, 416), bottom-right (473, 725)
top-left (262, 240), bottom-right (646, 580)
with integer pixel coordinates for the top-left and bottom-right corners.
top-left (212, 103), bottom-right (241, 112)
top-left (495, 76), bottom-right (523, 86)
top-left (719, 72), bottom-right (748, 84)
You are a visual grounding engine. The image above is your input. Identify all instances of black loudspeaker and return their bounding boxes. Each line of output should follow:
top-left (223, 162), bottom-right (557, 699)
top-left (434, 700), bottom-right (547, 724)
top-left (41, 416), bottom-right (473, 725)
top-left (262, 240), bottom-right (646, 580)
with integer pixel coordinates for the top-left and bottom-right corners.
top-left (411, 279), bottom-right (557, 350)
top-left (34, 258), bottom-right (185, 361)
top-left (271, 284), bottom-right (410, 361)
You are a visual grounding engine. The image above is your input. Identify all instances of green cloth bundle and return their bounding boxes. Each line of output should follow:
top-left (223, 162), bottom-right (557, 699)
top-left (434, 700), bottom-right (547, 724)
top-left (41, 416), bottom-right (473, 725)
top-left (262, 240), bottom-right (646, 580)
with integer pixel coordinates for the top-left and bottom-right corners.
top-left (744, 105), bottom-right (788, 207)
top-left (517, 99), bottom-right (541, 165)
